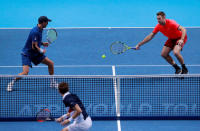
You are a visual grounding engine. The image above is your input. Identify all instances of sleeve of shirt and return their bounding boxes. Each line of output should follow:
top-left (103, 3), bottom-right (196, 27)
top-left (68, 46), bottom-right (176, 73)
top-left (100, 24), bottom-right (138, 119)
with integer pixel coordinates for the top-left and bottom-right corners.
top-left (32, 32), bottom-right (39, 43)
top-left (152, 24), bottom-right (159, 34)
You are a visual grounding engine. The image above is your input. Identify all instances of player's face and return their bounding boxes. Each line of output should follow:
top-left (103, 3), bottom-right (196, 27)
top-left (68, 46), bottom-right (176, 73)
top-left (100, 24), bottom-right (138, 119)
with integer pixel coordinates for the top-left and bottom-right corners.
top-left (157, 15), bottom-right (166, 25)
top-left (42, 22), bottom-right (48, 28)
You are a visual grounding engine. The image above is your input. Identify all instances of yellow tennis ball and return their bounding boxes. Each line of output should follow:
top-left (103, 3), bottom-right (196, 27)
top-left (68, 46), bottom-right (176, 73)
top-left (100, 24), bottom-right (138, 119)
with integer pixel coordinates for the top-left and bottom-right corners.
top-left (102, 54), bottom-right (106, 59)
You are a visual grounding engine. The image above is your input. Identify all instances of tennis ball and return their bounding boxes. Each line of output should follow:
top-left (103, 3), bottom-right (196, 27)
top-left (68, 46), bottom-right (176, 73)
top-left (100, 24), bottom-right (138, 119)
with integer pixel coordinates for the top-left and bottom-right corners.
top-left (101, 54), bottom-right (106, 59)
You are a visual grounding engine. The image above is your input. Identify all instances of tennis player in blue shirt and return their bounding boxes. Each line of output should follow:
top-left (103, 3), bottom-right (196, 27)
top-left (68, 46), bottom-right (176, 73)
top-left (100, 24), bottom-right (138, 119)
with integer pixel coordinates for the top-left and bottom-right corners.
top-left (7, 16), bottom-right (58, 91)
top-left (56, 82), bottom-right (92, 131)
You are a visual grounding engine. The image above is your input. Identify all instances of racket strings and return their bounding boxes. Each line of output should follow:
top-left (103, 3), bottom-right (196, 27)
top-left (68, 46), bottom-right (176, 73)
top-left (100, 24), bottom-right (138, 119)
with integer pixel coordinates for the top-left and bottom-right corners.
top-left (37, 110), bottom-right (51, 121)
top-left (111, 42), bottom-right (127, 54)
top-left (47, 29), bottom-right (57, 43)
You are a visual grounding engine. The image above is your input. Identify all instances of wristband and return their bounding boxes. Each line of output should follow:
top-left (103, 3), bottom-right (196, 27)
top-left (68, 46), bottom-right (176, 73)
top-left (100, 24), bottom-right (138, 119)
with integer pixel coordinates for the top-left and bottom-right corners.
top-left (39, 48), bottom-right (44, 53)
top-left (62, 114), bottom-right (68, 119)
top-left (68, 117), bottom-right (74, 122)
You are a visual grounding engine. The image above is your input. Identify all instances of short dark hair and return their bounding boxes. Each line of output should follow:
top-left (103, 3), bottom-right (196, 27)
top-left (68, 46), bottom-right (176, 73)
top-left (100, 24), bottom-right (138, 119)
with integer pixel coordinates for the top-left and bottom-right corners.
top-left (156, 11), bottom-right (166, 17)
top-left (58, 82), bottom-right (69, 94)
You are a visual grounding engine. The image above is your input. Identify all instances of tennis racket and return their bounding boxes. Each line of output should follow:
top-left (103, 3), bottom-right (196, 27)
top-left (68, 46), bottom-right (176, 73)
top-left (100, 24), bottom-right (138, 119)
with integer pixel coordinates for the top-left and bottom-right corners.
top-left (46, 28), bottom-right (58, 45)
top-left (110, 41), bottom-right (136, 55)
top-left (36, 109), bottom-right (55, 122)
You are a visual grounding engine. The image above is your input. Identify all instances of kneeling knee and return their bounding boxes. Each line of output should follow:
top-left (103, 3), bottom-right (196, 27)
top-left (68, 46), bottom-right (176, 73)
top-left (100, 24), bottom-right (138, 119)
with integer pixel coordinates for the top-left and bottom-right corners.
top-left (173, 51), bottom-right (180, 57)
top-left (161, 53), bottom-right (167, 58)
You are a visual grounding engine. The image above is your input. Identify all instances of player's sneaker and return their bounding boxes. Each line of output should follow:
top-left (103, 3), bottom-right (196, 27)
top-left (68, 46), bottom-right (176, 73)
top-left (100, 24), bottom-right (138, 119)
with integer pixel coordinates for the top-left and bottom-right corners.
top-left (175, 68), bottom-right (181, 74)
top-left (7, 80), bottom-right (15, 92)
top-left (181, 67), bottom-right (188, 74)
top-left (50, 81), bottom-right (58, 89)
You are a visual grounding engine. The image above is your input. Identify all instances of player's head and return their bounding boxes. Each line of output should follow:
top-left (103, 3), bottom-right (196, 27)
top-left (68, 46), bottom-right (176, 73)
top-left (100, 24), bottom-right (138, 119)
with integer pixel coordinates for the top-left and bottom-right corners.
top-left (58, 82), bottom-right (69, 95)
top-left (156, 11), bottom-right (166, 25)
top-left (38, 16), bottom-right (52, 28)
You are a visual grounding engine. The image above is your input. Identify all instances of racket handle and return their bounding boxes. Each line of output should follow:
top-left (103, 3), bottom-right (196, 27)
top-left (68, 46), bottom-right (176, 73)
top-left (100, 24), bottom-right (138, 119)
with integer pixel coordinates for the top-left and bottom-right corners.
top-left (129, 47), bottom-right (136, 50)
top-left (131, 47), bottom-right (136, 50)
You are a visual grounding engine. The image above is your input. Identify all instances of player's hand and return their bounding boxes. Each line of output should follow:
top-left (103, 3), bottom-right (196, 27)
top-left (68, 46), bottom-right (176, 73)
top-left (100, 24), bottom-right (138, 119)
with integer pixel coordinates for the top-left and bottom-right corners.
top-left (177, 39), bottom-right (184, 46)
top-left (61, 119), bottom-right (70, 126)
top-left (55, 117), bottom-right (63, 123)
top-left (43, 49), bottom-right (46, 54)
top-left (135, 44), bottom-right (140, 50)
top-left (39, 48), bottom-right (46, 54)
top-left (43, 42), bottom-right (49, 47)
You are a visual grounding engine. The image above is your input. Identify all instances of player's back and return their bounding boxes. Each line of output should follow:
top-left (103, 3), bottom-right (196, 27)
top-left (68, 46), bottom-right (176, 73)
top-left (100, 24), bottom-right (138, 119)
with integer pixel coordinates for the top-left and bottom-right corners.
top-left (63, 93), bottom-right (88, 121)
top-left (22, 26), bottom-right (43, 56)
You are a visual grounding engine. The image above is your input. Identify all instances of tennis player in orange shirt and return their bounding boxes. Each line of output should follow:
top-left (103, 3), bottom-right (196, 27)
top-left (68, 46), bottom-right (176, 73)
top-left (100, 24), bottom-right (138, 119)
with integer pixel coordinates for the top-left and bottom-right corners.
top-left (135, 11), bottom-right (188, 74)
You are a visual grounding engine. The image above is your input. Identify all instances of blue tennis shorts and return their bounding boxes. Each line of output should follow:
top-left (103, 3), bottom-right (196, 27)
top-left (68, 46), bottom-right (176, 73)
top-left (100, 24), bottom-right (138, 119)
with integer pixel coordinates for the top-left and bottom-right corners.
top-left (21, 53), bottom-right (46, 67)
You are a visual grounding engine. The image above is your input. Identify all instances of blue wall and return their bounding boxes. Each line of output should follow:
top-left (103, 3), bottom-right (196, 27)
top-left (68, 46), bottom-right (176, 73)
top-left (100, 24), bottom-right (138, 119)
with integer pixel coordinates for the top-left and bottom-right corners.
top-left (0, 0), bottom-right (200, 27)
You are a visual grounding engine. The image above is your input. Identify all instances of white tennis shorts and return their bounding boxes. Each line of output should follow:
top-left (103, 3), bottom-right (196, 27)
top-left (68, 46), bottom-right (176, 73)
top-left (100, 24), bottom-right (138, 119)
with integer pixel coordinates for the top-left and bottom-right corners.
top-left (67, 116), bottom-right (92, 131)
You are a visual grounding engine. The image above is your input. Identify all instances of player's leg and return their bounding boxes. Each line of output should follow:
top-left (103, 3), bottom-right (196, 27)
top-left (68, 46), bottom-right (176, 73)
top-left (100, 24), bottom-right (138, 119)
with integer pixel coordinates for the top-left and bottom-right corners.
top-left (41, 57), bottom-right (58, 88)
top-left (7, 54), bottom-right (31, 91)
top-left (173, 41), bottom-right (188, 74)
top-left (41, 57), bottom-right (54, 75)
top-left (18, 65), bottom-right (30, 75)
top-left (161, 46), bottom-right (181, 74)
top-left (162, 39), bottom-right (182, 74)
top-left (161, 46), bottom-right (174, 65)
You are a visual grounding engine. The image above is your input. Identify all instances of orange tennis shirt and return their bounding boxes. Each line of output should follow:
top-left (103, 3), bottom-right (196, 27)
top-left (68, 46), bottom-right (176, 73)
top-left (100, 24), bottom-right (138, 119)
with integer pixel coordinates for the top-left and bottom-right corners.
top-left (152, 19), bottom-right (182, 39)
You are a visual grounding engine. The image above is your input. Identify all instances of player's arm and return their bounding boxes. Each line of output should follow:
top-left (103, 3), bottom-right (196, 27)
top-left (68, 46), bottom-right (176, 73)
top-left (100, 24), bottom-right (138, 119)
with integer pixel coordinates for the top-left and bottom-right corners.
top-left (70, 104), bottom-right (82, 119)
top-left (32, 41), bottom-right (46, 54)
top-left (31, 32), bottom-right (46, 54)
top-left (56, 112), bottom-right (71, 123)
top-left (177, 25), bottom-right (186, 46)
top-left (135, 32), bottom-right (156, 49)
top-left (56, 108), bottom-right (73, 123)
top-left (61, 104), bottom-right (82, 125)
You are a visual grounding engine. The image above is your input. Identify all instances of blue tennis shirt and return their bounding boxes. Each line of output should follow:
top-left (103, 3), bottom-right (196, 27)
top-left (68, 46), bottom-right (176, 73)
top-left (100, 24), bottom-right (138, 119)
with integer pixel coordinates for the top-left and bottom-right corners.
top-left (22, 25), bottom-right (43, 57)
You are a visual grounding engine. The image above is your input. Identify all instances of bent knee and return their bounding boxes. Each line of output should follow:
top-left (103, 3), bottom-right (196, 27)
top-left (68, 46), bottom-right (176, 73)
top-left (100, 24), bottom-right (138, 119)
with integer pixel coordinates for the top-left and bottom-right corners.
top-left (49, 60), bottom-right (54, 66)
top-left (173, 51), bottom-right (180, 56)
top-left (161, 53), bottom-right (168, 58)
top-left (46, 60), bottom-right (54, 67)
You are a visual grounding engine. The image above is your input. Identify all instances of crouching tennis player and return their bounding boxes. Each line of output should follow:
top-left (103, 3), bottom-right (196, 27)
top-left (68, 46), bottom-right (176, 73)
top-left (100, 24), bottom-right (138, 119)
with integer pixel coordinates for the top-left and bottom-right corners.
top-left (56, 82), bottom-right (92, 131)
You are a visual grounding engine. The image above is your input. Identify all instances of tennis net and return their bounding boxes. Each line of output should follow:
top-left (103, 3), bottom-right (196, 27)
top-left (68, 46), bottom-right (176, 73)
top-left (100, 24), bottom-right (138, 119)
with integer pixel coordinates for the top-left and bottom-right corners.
top-left (0, 75), bottom-right (199, 121)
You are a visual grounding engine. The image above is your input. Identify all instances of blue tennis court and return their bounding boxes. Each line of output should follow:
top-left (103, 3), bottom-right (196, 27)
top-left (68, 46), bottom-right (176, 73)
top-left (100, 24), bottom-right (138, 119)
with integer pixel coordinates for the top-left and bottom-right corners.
top-left (1, 0), bottom-right (200, 131)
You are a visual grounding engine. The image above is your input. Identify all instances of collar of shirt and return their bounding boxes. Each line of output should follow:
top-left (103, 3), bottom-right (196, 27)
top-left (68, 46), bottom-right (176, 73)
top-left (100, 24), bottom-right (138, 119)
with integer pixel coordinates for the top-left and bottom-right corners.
top-left (63, 92), bottom-right (70, 100)
top-left (36, 24), bottom-right (43, 32)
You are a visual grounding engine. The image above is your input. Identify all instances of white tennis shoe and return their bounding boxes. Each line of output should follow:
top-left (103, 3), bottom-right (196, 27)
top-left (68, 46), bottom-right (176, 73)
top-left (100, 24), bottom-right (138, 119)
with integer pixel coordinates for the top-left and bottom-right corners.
top-left (7, 80), bottom-right (15, 92)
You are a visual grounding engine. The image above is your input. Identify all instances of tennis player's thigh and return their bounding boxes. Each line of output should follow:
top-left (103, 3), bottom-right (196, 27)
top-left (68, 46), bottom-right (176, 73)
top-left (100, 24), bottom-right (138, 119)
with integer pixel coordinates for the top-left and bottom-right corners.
top-left (41, 57), bottom-right (54, 66)
top-left (161, 46), bottom-right (172, 57)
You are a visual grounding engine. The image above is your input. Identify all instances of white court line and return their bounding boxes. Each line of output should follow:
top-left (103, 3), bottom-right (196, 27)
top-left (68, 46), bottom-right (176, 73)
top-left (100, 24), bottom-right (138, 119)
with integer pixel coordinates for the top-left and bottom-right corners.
top-left (112, 66), bottom-right (121, 131)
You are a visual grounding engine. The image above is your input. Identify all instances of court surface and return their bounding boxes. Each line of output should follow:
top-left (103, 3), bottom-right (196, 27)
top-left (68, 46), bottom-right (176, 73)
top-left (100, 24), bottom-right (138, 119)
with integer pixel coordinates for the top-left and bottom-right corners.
top-left (1, 120), bottom-right (200, 131)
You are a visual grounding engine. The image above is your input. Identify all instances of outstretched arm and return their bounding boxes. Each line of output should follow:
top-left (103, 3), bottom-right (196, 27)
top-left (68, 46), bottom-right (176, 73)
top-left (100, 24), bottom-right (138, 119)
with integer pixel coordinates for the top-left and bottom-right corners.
top-left (135, 32), bottom-right (156, 49)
